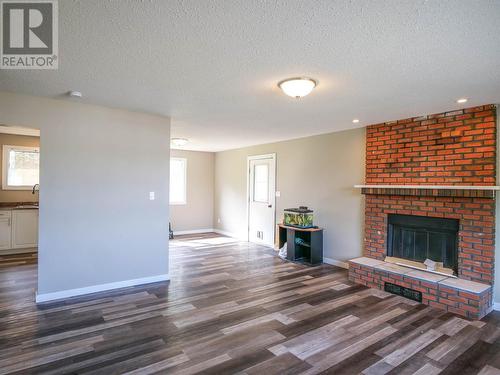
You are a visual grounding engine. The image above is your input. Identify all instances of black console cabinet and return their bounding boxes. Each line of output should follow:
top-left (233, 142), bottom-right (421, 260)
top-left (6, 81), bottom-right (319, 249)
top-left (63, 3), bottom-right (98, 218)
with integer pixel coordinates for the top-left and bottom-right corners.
top-left (278, 224), bottom-right (323, 265)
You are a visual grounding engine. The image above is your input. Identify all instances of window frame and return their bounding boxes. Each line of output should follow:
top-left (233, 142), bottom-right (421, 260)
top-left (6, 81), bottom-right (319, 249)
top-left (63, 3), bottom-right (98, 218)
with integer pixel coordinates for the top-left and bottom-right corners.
top-left (169, 157), bottom-right (187, 205)
top-left (2, 145), bottom-right (40, 191)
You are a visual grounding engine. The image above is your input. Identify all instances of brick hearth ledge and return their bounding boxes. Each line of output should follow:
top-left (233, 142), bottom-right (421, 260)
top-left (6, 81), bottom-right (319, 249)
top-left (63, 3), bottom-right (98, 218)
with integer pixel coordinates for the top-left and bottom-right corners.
top-left (348, 257), bottom-right (492, 319)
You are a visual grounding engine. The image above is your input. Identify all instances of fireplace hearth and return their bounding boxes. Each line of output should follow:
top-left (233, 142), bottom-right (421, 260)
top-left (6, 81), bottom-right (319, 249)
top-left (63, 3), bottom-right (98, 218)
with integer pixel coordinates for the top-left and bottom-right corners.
top-left (387, 214), bottom-right (459, 275)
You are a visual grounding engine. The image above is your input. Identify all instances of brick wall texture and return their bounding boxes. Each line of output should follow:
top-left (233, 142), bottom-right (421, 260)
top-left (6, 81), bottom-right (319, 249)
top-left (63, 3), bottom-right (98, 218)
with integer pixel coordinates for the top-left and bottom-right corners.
top-left (366, 104), bottom-right (496, 185)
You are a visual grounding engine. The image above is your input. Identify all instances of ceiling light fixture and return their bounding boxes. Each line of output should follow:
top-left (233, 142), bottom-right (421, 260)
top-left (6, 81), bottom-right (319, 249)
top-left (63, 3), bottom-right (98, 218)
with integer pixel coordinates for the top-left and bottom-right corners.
top-left (68, 91), bottom-right (82, 98)
top-left (278, 77), bottom-right (317, 98)
top-left (352, 119), bottom-right (360, 124)
top-left (456, 98), bottom-right (468, 104)
top-left (171, 138), bottom-right (189, 147)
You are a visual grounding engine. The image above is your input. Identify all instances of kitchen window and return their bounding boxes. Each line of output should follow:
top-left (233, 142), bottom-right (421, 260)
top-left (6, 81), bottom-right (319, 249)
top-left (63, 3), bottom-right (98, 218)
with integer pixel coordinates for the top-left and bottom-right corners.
top-left (2, 145), bottom-right (40, 190)
top-left (170, 157), bottom-right (187, 205)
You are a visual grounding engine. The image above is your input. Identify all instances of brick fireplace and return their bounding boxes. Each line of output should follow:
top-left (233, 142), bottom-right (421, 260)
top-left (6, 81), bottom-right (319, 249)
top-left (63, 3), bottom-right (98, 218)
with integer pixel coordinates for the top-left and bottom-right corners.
top-left (348, 104), bottom-right (497, 319)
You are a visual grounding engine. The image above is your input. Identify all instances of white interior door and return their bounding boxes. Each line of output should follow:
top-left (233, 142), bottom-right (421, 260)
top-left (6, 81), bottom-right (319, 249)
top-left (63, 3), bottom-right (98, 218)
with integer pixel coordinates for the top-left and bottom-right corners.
top-left (248, 154), bottom-right (276, 247)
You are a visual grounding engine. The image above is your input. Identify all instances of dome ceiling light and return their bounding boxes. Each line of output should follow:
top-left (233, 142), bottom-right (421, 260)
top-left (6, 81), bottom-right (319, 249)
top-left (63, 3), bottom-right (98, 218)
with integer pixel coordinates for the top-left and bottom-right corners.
top-left (171, 138), bottom-right (189, 147)
top-left (68, 90), bottom-right (83, 98)
top-left (278, 77), bottom-right (317, 98)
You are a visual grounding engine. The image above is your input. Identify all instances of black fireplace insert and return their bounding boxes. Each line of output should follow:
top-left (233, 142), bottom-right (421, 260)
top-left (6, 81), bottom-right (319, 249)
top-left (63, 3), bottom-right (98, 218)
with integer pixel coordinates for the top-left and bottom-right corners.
top-left (387, 214), bottom-right (459, 274)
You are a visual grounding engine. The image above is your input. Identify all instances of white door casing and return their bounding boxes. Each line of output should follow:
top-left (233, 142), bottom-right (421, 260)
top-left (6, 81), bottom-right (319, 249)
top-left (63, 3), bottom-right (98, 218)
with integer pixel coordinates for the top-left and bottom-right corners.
top-left (247, 154), bottom-right (276, 247)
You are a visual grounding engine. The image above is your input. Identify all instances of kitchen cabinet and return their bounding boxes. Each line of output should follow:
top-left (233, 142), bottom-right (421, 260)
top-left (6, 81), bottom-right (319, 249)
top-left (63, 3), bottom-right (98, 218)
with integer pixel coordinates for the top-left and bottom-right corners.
top-left (11, 209), bottom-right (38, 249)
top-left (0, 208), bottom-right (38, 253)
top-left (0, 211), bottom-right (12, 251)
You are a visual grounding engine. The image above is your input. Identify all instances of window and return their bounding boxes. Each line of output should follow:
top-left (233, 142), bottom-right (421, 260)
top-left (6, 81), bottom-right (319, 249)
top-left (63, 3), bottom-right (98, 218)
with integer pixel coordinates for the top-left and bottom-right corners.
top-left (253, 164), bottom-right (269, 203)
top-left (2, 145), bottom-right (40, 190)
top-left (170, 158), bottom-right (187, 205)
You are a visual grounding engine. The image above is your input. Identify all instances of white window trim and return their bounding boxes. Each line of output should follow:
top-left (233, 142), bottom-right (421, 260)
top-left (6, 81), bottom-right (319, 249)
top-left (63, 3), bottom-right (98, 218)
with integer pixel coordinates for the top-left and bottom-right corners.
top-left (169, 157), bottom-right (187, 205)
top-left (2, 145), bottom-right (40, 191)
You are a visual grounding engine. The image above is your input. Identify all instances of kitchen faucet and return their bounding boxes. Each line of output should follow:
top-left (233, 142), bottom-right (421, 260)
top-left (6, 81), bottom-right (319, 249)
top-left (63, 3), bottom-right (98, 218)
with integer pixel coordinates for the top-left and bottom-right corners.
top-left (32, 184), bottom-right (39, 195)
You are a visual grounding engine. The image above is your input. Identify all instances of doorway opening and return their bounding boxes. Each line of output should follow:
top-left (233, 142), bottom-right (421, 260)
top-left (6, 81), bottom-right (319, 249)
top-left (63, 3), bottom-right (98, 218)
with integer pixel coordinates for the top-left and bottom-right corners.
top-left (247, 153), bottom-right (276, 247)
top-left (0, 124), bottom-right (40, 272)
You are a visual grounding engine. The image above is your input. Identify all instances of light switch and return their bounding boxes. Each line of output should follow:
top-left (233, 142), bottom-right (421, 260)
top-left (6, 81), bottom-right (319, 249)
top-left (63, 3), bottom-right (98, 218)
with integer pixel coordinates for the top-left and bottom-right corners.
top-left (275, 191), bottom-right (281, 197)
top-left (149, 192), bottom-right (155, 200)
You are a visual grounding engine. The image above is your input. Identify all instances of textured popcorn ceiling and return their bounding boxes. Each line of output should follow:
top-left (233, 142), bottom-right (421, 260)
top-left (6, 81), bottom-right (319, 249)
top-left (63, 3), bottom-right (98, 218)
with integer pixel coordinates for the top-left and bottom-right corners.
top-left (0, 0), bottom-right (499, 151)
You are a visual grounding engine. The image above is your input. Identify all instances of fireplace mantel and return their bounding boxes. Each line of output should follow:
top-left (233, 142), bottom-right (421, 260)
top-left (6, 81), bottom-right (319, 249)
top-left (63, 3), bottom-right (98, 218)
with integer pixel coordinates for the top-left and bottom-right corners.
top-left (354, 185), bottom-right (500, 198)
top-left (354, 185), bottom-right (500, 190)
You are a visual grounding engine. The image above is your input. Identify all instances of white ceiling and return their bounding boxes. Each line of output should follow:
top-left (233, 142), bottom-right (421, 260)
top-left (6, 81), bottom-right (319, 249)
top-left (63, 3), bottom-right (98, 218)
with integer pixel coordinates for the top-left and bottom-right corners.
top-left (1, 1), bottom-right (499, 152)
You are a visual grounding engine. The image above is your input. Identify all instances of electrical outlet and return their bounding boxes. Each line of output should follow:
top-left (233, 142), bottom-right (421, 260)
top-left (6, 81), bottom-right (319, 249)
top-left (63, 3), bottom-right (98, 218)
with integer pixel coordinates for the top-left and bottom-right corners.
top-left (217, 218), bottom-right (221, 224)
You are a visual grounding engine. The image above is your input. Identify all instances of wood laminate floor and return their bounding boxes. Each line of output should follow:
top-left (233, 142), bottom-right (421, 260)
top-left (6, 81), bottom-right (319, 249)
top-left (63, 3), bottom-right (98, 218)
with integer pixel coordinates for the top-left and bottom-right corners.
top-left (1, 233), bottom-right (500, 374)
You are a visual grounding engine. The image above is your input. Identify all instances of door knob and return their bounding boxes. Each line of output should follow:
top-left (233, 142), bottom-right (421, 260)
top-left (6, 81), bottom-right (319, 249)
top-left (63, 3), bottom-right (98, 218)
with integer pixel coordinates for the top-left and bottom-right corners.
top-left (268, 204), bottom-right (272, 208)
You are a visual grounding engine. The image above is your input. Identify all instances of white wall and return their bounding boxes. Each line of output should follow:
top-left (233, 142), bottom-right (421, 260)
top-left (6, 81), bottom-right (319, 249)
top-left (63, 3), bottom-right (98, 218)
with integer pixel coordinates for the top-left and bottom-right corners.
top-left (170, 149), bottom-right (214, 232)
top-left (0, 92), bottom-right (170, 299)
top-left (214, 128), bottom-right (366, 265)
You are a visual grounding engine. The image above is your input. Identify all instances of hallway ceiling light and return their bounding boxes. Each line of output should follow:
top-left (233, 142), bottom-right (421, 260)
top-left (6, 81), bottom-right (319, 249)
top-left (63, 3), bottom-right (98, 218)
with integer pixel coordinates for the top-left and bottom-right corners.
top-left (278, 77), bottom-right (317, 98)
top-left (456, 98), bottom-right (468, 104)
top-left (352, 119), bottom-right (360, 123)
top-left (68, 90), bottom-right (82, 98)
top-left (171, 138), bottom-right (189, 147)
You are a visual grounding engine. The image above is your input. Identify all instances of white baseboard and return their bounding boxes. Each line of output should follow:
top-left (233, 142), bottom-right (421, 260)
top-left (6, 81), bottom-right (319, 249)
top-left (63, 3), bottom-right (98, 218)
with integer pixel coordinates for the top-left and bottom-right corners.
top-left (35, 274), bottom-right (170, 303)
top-left (323, 257), bottom-right (349, 269)
top-left (493, 302), bottom-right (500, 311)
top-left (213, 229), bottom-right (241, 239)
top-left (173, 228), bottom-right (243, 240)
top-left (173, 228), bottom-right (215, 235)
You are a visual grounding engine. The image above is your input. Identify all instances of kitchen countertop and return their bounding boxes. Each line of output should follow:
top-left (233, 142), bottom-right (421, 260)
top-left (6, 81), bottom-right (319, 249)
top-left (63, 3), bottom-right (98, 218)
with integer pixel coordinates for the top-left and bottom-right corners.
top-left (0, 202), bottom-right (39, 210)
